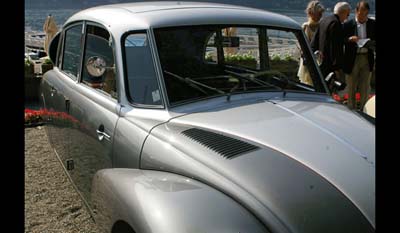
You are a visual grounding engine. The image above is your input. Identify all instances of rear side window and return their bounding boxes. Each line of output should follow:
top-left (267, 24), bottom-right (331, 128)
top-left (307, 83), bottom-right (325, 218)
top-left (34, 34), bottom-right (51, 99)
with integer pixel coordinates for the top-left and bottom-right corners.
top-left (62, 24), bottom-right (83, 80)
top-left (123, 33), bottom-right (162, 106)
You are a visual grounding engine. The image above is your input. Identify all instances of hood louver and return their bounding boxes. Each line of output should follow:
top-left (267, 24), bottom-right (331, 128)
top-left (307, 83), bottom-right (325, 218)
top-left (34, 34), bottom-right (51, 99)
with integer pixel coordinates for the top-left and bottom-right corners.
top-left (181, 128), bottom-right (259, 159)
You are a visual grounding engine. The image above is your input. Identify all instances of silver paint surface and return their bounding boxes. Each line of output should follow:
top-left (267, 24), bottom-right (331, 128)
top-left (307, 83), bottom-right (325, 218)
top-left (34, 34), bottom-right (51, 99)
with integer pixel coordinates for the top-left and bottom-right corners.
top-left (168, 98), bottom-right (375, 227)
top-left (92, 169), bottom-right (269, 233)
top-left (40, 2), bottom-right (375, 232)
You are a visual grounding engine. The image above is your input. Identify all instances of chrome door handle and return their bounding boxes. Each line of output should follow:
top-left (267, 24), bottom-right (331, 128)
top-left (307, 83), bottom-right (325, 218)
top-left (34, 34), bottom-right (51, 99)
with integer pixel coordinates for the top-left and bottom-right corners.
top-left (50, 87), bottom-right (57, 96)
top-left (96, 128), bottom-right (111, 141)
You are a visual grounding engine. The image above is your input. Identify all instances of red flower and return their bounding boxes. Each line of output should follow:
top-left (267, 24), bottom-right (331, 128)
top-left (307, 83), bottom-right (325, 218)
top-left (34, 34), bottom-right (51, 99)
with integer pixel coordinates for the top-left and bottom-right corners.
top-left (25, 108), bottom-right (80, 126)
top-left (25, 108), bottom-right (44, 125)
top-left (355, 93), bottom-right (361, 101)
top-left (334, 92), bottom-right (373, 103)
top-left (332, 94), bottom-right (341, 101)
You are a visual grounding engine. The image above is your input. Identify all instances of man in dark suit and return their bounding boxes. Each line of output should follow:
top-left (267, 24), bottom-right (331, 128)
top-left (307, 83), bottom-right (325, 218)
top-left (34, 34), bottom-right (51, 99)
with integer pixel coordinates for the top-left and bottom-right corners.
top-left (343, 1), bottom-right (376, 110)
top-left (311, 2), bottom-right (351, 80)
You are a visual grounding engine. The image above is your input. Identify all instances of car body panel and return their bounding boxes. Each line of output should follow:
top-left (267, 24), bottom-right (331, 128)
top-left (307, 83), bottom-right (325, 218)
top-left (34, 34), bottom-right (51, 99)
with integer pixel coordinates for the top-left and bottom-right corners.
top-left (66, 81), bottom-right (120, 204)
top-left (112, 104), bottom-right (188, 169)
top-left (112, 110), bottom-right (164, 169)
top-left (92, 169), bottom-right (269, 233)
top-left (41, 68), bottom-right (75, 163)
top-left (167, 97), bottom-right (375, 226)
top-left (141, 96), bottom-right (375, 231)
top-left (43, 67), bottom-right (120, 205)
top-left (65, 2), bottom-right (300, 36)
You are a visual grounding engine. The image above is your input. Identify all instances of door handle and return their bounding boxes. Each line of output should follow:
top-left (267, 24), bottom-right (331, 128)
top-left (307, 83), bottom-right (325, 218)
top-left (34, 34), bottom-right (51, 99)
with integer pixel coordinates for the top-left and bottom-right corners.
top-left (96, 125), bottom-right (111, 141)
top-left (50, 87), bottom-right (57, 94)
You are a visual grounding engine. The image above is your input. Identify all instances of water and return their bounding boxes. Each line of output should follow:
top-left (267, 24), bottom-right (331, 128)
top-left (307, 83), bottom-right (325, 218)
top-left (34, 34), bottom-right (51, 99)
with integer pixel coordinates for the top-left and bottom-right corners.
top-left (25, 8), bottom-right (374, 32)
top-left (25, 9), bottom-right (80, 31)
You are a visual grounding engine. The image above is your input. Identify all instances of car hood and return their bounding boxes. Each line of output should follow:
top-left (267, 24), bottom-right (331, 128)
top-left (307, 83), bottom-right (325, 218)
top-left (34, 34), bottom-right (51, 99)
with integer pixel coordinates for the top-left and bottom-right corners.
top-left (141, 99), bottom-right (375, 232)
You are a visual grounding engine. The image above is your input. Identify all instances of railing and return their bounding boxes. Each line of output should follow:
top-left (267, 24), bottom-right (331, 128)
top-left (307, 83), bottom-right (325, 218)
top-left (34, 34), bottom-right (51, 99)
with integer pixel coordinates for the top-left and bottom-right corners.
top-left (25, 31), bottom-right (45, 52)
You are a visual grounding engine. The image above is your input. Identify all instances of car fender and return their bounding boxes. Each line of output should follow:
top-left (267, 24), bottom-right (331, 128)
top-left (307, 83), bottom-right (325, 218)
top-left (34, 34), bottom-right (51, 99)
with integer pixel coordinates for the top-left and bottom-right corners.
top-left (91, 168), bottom-right (268, 233)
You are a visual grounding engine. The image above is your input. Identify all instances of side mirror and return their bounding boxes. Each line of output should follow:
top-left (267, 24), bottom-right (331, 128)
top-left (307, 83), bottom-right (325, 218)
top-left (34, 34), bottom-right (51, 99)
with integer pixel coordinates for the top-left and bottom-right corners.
top-left (86, 56), bottom-right (114, 77)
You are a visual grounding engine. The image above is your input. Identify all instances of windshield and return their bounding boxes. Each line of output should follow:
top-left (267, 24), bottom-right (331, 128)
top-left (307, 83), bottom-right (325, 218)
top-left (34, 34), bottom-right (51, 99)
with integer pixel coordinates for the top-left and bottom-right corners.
top-left (153, 25), bottom-right (326, 106)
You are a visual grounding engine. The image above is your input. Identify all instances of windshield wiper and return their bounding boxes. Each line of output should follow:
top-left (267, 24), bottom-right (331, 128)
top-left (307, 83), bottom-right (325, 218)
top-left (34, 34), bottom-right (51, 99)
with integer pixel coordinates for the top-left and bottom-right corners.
top-left (224, 69), bottom-right (284, 101)
top-left (224, 69), bottom-right (283, 91)
top-left (164, 70), bottom-right (225, 95)
top-left (250, 70), bottom-right (315, 92)
top-left (224, 64), bottom-right (257, 74)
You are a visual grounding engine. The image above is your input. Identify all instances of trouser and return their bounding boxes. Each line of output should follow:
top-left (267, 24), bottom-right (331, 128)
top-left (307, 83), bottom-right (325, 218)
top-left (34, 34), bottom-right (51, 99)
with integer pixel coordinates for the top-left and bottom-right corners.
top-left (345, 53), bottom-right (371, 110)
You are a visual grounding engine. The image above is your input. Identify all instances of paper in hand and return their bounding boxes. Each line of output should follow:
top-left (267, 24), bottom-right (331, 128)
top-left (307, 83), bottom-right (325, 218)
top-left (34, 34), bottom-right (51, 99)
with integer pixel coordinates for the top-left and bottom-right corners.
top-left (356, 39), bottom-right (376, 51)
top-left (357, 38), bottom-right (370, 48)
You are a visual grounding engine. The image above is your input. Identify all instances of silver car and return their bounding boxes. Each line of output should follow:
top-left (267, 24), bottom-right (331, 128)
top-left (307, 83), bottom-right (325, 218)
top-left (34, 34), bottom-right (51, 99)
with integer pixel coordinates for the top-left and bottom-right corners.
top-left (40, 2), bottom-right (375, 233)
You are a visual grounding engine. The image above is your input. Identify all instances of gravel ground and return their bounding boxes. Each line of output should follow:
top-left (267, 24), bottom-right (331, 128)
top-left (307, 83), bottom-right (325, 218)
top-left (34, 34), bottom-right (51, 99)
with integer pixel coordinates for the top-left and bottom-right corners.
top-left (25, 126), bottom-right (100, 233)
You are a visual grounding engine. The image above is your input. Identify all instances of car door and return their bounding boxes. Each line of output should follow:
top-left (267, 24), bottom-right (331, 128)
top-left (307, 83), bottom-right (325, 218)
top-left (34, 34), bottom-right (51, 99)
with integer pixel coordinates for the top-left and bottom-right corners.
top-left (40, 31), bottom-right (60, 146)
top-left (43, 23), bottom-right (84, 164)
top-left (66, 23), bottom-right (120, 207)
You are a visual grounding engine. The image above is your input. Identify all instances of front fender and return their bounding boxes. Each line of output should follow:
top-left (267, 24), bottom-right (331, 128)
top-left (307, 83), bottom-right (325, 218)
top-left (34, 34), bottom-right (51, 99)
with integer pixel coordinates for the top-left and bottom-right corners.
top-left (92, 169), bottom-right (268, 233)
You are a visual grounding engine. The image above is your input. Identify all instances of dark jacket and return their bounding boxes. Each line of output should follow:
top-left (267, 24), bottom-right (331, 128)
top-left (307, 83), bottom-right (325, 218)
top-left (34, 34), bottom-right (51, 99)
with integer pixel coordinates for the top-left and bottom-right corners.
top-left (343, 18), bottom-right (376, 74)
top-left (311, 14), bottom-right (346, 77)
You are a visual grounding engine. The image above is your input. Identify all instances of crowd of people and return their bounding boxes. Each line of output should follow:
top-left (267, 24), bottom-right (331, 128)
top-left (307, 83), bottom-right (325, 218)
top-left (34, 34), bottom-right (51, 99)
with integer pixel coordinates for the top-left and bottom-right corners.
top-left (299, 0), bottom-right (375, 111)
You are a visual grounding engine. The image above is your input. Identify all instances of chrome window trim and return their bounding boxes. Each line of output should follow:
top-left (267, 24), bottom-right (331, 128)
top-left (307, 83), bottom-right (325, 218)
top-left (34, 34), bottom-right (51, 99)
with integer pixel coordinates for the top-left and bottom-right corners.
top-left (59, 21), bottom-right (85, 82)
top-left (120, 30), bottom-right (166, 109)
top-left (77, 21), bottom-right (119, 101)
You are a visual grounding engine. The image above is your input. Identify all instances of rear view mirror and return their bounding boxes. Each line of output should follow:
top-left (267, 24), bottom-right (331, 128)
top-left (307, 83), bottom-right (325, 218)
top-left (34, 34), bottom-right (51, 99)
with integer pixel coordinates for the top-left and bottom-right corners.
top-left (222, 36), bottom-right (240, 47)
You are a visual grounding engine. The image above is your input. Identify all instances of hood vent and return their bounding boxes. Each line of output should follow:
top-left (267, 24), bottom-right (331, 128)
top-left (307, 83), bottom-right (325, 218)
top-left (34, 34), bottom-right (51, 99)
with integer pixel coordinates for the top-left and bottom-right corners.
top-left (181, 128), bottom-right (259, 159)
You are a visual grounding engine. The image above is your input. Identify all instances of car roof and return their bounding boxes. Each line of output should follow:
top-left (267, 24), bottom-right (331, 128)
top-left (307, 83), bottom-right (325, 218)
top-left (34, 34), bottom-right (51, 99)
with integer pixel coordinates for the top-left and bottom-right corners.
top-left (65, 1), bottom-right (300, 34)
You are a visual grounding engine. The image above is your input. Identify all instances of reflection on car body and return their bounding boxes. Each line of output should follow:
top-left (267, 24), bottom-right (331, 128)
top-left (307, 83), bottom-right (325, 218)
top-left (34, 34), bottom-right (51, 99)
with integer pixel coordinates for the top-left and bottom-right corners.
top-left (40, 2), bottom-right (375, 233)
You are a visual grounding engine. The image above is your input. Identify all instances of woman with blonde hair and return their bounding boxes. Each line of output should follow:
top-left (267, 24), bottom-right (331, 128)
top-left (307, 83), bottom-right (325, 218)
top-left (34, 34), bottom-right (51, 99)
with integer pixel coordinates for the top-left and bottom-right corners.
top-left (298, 1), bottom-right (325, 85)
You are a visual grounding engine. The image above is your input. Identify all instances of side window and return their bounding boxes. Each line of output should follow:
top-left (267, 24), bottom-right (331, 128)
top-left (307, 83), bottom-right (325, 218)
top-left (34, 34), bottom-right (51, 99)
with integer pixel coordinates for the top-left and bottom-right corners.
top-left (123, 33), bottom-right (162, 106)
top-left (81, 25), bottom-right (117, 99)
top-left (62, 24), bottom-right (83, 80)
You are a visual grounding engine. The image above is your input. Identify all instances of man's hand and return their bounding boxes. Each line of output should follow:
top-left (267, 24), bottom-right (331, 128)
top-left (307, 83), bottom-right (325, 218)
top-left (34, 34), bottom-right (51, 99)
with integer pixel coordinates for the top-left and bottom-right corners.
top-left (348, 36), bottom-right (359, 43)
